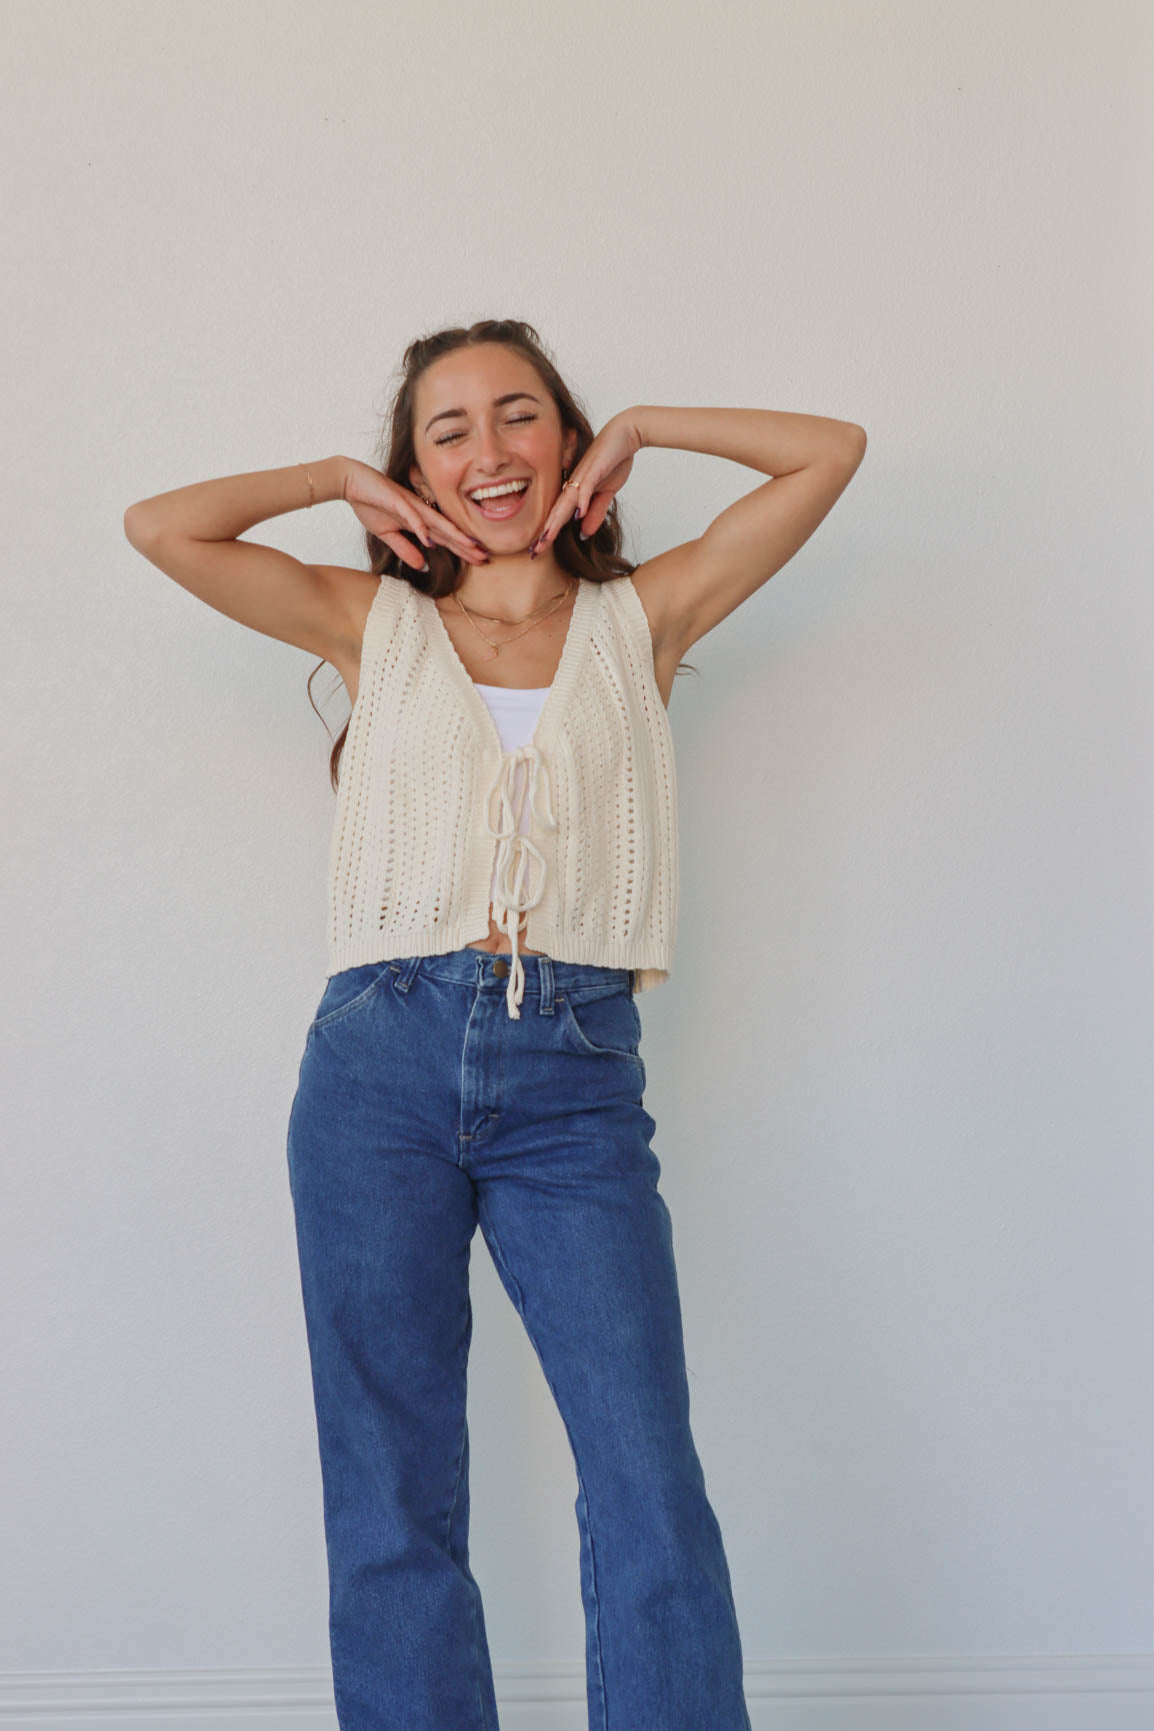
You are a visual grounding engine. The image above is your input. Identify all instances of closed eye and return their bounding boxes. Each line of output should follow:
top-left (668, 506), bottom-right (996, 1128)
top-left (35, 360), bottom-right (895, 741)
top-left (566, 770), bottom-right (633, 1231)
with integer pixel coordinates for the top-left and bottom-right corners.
top-left (434, 413), bottom-right (537, 446)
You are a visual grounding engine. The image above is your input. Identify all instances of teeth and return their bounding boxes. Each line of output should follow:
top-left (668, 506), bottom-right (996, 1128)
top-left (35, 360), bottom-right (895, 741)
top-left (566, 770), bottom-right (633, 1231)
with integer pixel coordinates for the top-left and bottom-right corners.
top-left (470, 480), bottom-right (529, 501)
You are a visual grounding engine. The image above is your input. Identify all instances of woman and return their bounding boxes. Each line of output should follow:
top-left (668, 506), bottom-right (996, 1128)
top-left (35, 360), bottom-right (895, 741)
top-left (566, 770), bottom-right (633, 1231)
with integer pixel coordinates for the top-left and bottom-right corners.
top-left (124, 318), bottom-right (866, 1731)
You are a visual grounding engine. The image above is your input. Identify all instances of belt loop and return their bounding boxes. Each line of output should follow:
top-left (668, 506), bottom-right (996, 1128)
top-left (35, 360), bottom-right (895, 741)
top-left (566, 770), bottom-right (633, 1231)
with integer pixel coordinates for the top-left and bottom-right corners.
top-left (392, 954), bottom-right (422, 994)
top-left (538, 954), bottom-right (556, 1014)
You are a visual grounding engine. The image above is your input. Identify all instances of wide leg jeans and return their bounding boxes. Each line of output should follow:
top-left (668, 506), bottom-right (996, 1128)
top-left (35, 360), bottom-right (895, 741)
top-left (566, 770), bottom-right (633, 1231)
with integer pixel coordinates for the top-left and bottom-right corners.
top-left (285, 946), bottom-right (751, 1731)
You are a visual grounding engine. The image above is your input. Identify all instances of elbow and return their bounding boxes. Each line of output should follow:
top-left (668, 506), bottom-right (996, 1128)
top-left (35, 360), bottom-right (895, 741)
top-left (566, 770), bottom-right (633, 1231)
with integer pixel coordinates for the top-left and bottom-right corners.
top-left (123, 504), bottom-right (159, 548)
top-left (833, 424), bottom-right (867, 468)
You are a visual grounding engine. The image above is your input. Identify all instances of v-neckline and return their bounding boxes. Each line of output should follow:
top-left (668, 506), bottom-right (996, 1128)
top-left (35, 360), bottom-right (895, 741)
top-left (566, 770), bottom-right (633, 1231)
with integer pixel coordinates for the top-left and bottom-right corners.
top-left (420, 577), bottom-right (592, 759)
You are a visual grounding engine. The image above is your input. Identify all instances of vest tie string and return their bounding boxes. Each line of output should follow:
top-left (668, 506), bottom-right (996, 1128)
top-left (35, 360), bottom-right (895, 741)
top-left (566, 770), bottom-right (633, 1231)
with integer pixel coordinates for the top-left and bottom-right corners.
top-left (484, 744), bottom-right (558, 1018)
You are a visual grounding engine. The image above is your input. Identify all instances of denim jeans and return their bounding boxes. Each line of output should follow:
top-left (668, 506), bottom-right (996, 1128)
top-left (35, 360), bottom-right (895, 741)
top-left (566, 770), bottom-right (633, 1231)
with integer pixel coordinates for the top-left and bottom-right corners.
top-left (285, 946), bottom-right (751, 1731)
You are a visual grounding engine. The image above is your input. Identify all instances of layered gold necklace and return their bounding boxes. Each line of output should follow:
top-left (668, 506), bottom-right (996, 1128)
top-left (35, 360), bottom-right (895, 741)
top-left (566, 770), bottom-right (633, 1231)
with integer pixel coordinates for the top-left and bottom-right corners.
top-left (450, 576), bottom-right (576, 662)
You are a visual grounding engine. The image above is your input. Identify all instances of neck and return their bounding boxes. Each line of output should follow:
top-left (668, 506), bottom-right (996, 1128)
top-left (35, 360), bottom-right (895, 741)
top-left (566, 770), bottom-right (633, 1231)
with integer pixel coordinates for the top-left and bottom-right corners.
top-left (446, 556), bottom-right (574, 623)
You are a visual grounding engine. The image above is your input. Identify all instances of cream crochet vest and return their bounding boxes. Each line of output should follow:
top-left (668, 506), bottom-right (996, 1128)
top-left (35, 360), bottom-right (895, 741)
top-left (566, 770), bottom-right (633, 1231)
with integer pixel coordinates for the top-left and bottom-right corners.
top-left (326, 572), bottom-right (679, 1018)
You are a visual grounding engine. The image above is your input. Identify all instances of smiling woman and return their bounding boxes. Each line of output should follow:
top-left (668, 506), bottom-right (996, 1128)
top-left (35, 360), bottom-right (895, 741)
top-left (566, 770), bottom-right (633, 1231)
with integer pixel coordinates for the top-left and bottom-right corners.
top-left (411, 355), bottom-right (570, 564)
top-left (314, 321), bottom-right (694, 793)
top-left (123, 311), bottom-right (863, 1731)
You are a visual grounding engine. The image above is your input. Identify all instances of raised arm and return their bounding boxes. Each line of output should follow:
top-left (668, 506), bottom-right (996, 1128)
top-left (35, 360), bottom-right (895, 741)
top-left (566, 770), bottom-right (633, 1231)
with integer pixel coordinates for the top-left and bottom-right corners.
top-left (122, 456), bottom-right (372, 664)
top-left (622, 406), bottom-right (868, 659)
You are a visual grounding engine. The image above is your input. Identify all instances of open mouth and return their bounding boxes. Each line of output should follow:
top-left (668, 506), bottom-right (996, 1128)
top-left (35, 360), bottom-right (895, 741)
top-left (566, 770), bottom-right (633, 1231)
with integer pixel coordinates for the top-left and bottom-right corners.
top-left (468, 481), bottom-right (531, 521)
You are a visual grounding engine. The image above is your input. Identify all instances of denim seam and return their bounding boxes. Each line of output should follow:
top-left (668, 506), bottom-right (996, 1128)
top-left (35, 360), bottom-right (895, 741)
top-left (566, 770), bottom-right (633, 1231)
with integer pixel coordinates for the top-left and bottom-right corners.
top-left (444, 1289), bottom-right (494, 1731)
top-left (457, 989), bottom-right (485, 1164)
top-left (478, 1200), bottom-right (608, 1729)
top-left (443, 1302), bottom-right (469, 1552)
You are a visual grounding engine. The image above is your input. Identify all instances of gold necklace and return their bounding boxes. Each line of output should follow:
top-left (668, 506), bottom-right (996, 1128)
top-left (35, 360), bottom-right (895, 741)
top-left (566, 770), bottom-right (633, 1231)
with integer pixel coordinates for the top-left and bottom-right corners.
top-left (451, 576), bottom-right (575, 662)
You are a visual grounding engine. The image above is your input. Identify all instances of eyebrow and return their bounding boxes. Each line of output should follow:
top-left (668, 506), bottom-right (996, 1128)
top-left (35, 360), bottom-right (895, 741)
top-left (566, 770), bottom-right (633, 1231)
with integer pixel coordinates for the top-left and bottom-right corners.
top-left (424, 391), bottom-right (541, 434)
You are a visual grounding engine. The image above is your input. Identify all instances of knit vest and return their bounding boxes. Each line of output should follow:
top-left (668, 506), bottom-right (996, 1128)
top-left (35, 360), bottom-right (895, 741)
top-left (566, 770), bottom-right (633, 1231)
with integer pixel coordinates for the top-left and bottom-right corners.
top-left (325, 572), bottom-right (679, 1018)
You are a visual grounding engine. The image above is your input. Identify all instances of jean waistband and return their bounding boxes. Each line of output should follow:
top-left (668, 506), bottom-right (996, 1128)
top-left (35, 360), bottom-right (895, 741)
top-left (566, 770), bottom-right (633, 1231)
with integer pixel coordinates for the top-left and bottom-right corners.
top-left (387, 947), bottom-right (635, 999)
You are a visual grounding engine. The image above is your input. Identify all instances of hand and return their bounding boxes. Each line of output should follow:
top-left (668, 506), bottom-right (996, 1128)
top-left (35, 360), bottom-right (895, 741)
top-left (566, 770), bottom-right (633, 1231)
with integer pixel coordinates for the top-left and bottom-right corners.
top-left (341, 459), bottom-right (490, 569)
top-left (530, 412), bottom-right (643, 558)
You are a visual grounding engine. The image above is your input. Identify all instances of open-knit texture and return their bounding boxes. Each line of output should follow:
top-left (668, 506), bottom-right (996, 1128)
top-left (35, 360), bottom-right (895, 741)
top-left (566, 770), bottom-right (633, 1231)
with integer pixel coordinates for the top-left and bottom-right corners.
top-left (325, 572), bottom-right (679, 1018)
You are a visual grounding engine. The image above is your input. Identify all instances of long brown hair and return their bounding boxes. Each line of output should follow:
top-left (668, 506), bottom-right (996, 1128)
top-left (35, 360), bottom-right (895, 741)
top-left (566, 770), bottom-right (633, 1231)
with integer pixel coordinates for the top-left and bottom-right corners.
top-left (308, 318), bottom-right (695, 790)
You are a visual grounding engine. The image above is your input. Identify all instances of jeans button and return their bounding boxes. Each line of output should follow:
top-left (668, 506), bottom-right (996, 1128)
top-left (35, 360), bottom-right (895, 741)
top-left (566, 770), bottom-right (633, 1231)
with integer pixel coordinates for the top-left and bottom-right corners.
top-left (492, 959), bottom-right (508, 978)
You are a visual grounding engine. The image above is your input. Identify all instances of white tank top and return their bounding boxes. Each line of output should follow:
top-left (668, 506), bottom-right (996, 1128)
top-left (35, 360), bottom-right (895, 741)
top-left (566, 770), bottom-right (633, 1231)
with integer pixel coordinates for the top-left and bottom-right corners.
top-left (473, 682), bottom-right (550, 909)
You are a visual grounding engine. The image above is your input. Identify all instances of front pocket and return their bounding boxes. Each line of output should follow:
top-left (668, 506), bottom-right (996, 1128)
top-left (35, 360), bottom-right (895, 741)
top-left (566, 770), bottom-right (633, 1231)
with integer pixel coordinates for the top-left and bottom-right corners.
top-left (558, 988), bottom-right (642, 1062)
top-left (308, 961), bottom-right (395, 1033)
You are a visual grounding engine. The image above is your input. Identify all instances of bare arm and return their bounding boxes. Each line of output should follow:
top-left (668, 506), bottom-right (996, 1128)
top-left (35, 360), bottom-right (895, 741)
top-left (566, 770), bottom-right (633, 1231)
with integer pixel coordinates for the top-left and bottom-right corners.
top-left (124, 455), bottom-right (347, 543)
top-left (623, 406), bottom-right (867, 655)
top-left (123, 455), bottom-right (386, 664)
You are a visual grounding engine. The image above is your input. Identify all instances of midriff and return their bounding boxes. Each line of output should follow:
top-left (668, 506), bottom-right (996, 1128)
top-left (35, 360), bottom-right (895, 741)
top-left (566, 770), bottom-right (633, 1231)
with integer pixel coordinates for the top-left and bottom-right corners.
top-left (466, 908), bottom-right (546, 957)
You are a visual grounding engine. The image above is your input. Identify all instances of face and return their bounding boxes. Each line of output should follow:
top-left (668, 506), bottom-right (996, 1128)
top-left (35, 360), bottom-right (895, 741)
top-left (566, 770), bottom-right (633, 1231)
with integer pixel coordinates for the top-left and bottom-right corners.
top-left (410, 344), bottom-right (577, 550)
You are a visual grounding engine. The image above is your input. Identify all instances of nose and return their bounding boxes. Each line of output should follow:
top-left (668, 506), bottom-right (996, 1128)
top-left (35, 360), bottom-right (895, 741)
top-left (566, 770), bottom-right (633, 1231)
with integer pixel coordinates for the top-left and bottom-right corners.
top-left (474, 424), bottom-right (516, 470)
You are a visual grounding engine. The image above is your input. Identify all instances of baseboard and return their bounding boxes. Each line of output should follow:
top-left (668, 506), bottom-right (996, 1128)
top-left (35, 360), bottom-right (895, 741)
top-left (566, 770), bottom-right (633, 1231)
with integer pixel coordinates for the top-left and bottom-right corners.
top-left (0, 1653), bottom-right (1151, 1729)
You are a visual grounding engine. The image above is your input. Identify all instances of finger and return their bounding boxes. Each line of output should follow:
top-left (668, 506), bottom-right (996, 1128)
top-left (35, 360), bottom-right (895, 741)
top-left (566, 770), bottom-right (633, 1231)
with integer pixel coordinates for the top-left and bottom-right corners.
top-left (540, 482), bottom-right (590, 550)
top-left (529, 510), bottom-right (559, 558)
top-left (439, 530), bottom-right (492, 562)
top-left (381, 531), bottom-right (429, 573)
top-left (531, 482), bottom-right (581, 555)
top-left (404, 514), bottom-right (433, 549)
top-left (529, 515), bottom-right (553, 556)
top-left (415, 504), bottom-right (487, 559)
top-left (555, 478), bottom-right (581, 524)
top-left (558, 476), bottom-right (584, 523)
top-left (424, 532), bottom-right (490, 566)
top-left (533, 509), bottom-right (571, 555)
top-left (577, 488), bottom-right (609, 535)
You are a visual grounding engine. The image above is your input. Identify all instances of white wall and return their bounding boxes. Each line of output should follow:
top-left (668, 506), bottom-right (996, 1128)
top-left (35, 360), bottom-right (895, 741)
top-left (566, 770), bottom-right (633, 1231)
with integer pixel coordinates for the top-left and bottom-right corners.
top-left (3, 1), bottom-right (1151, 1725)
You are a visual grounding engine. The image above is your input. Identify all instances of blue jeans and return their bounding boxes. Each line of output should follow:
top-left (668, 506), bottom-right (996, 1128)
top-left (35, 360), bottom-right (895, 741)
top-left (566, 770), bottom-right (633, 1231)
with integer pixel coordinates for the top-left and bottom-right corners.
top-left (285, 946), bottom-right (751, 1731)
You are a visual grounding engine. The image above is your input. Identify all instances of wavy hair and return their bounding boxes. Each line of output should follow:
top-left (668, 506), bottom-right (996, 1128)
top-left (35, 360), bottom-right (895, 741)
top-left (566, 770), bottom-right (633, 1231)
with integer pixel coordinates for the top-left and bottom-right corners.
top-left (308, 318), bottom-right (695, 789)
